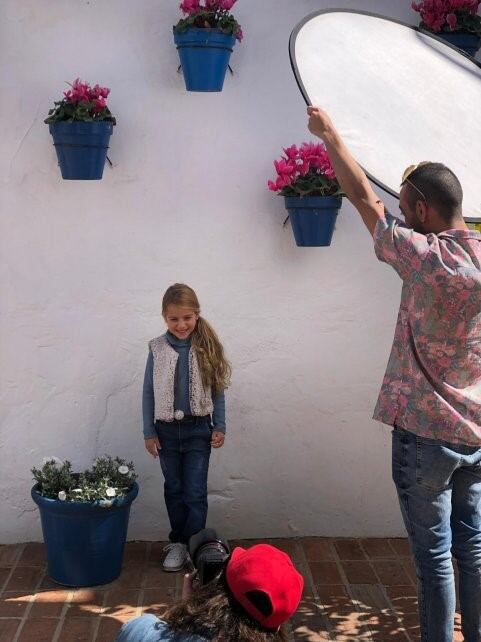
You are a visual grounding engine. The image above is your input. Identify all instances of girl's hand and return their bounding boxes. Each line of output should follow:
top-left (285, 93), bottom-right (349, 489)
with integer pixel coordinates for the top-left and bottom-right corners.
top-left (211, 431), bottom-right (225, 449)
top-left (145, 437), bottom-right (161, 458)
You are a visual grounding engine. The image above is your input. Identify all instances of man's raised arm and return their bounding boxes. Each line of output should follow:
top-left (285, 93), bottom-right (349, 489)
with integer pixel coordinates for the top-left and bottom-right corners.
top-left (307, 106), bottom-right (385, 236)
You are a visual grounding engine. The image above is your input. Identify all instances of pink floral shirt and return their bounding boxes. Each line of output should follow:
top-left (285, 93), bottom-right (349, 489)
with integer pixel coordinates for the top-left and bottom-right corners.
top-left (373, 214), bottom-right (481, 445)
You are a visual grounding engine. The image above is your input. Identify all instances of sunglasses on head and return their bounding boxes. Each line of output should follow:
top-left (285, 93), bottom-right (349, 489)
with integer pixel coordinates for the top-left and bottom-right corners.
top-left (401, 161), bottom-right (432, 202)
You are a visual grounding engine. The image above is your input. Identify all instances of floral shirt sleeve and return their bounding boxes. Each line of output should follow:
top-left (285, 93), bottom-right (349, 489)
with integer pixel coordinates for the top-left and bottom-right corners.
top-left (373, 214), bottom-right (432, 280)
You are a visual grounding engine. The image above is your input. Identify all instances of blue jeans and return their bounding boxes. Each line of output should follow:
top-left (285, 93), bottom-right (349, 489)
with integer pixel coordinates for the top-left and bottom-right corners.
top-left (156, 419), bottom-right (211, 545)
top-left (392, 427), bottom-right (481, 642)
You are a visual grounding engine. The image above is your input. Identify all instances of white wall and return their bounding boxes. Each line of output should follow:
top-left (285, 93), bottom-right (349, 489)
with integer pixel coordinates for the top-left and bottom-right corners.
top-left (0, 0), bottom-right (446, 543)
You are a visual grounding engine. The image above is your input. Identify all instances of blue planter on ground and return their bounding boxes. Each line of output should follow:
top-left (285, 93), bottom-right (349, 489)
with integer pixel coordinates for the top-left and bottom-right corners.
top-left (49, 121), bottom-right (113, 180)
top-left (31, 482), bottom-right (138, 587)
top-left (436, 31), bottom-right (481, 56)
top-left (174, 28), bottom-right (236, 92)
top-left (284, 195), bottom-right (342, 247)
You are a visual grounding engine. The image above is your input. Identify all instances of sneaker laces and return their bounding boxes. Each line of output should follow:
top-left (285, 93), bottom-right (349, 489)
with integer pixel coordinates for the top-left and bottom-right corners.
top-left (163, 543), bottom-right (185, 552)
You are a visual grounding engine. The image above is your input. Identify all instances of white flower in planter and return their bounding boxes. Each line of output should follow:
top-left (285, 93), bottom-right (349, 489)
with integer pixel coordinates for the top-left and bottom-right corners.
top-left (118, 465), bottom-right (129, 475)
top-left (106, 487), bottom-right (116, 498)
top-left (174, 410), bottom-right (184, 420)
top-left (58, 491), bottom-right (67, 501)
top-left (43, 456), bottom-right (64, 468)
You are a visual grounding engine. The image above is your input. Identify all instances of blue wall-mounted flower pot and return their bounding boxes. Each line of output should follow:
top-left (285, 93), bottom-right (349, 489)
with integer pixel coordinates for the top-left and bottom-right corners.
top-left (174, 28), bottom-right (236, 92)
top-left (49, 121), bottom-right (113, 180)
top-left (437, 31), bottom-right (481, 56)
top-left (31, 482), bottom-right (138, 587)
top-left (284, 195), bottom-right (342, 247)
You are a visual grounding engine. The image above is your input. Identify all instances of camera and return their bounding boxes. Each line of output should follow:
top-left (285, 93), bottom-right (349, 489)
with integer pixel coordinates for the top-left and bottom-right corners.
top-left (188, 528), bottom-right (230, 585)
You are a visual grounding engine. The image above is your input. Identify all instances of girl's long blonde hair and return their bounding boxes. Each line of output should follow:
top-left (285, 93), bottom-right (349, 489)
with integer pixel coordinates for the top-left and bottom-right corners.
top-left (162, 284), bottom-right (231, 393)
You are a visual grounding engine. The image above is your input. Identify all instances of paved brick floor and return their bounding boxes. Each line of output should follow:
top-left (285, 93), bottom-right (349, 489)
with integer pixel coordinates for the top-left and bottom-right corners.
top-left (0, 538), bottom-right (463, 642)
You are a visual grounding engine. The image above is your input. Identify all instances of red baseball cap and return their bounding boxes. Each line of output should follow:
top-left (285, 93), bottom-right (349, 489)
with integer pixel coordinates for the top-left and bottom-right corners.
top-left (225, 544), bottom-right (304, 630)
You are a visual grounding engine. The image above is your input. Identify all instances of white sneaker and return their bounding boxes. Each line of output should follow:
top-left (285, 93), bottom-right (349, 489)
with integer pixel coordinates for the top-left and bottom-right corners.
top-left (162, 543), bottom-right (187, 572)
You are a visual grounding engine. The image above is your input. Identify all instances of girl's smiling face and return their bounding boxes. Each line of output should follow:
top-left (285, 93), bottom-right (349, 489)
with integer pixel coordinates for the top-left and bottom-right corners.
top-left (164, 304), bottom-right (198, 340)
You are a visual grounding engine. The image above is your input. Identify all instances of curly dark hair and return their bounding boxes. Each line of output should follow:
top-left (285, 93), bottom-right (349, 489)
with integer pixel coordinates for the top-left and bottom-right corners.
top-left (162, 574), bottom-right (289, 642)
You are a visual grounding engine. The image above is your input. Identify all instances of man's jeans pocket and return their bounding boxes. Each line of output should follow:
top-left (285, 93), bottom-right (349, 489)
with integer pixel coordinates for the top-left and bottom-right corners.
top-left (392, 428), bottom-right (459, 493)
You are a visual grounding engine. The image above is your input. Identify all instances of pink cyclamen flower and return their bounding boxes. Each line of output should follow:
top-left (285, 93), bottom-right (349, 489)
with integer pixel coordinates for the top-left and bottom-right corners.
top-left (94, 96), bottom-right (107, 111)
top-left (275, 175), bottom-right (293, 190)
top-left (91, 84), bottom-right (110, 99)
top-left (274, 159), bottom-right (295, 176)
top-left (235, 26), bottom-right (243, 41)
top-left (283, 145), bottom-right (298, 160)
top-left (219, 0), bottom-right (237, 10)
top-left (446, 12), bottom-right (457, 28)
top-left (179, 0), bottom-right (200, 14)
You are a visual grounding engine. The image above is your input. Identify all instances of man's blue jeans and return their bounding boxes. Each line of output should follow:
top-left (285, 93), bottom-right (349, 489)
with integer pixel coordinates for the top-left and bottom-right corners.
top-left (392, 427), bottom-right (481, 642)
top-left (156, 419), bottom-right (211, 545)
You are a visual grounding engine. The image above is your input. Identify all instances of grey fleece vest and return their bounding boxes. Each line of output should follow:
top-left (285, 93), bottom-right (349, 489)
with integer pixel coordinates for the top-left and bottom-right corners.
top-left (149, 335), bottom-right (213, 421)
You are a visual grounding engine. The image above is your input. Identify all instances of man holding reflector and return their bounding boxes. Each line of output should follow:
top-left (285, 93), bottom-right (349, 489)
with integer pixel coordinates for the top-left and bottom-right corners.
top-left (307, 106), bottom-right (481, 642)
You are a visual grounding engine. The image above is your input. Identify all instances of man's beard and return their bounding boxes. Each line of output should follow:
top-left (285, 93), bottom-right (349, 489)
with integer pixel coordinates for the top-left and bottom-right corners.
top-left (410, 212), bottom-right (427, 234)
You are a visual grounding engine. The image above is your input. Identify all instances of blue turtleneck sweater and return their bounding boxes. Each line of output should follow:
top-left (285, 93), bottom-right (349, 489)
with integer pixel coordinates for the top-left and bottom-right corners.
top-left (142, 331), bottom-right (226, 438)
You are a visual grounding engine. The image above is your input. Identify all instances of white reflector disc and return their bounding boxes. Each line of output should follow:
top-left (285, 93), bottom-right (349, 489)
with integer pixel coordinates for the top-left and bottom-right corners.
top-left (290, 11), bottom-right (481, 220)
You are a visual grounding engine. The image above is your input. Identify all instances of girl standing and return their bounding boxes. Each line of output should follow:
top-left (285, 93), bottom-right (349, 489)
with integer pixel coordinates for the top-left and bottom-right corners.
top-left (143, 283), bottom-right (231, 571)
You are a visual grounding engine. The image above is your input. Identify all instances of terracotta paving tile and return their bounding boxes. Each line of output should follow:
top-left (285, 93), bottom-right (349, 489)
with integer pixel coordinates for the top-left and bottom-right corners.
top-left (17, 617), bottom-right (60, 641)
top-left (142, 565), bottom-right (179, 589)
top-left (266, 538), bottom-right (299, 556)
top-left (400, 559), bottom-right (417, 585)
top-left (37, 574), bottom-right (61, 591)
top-left (361, 539), bottom-right (395, 559)
top-left (349, 584), bottom-right (391, 612)
top-left (95, 617), bottom-right (124, 641)
top-left (341, 561), bottom-right (377, 584)
top-left (5, 567), bottom-right (43, 592)
top-left (103, 588), bottom-right (140, 619)
top-left (0, 619), bottom-right (21, 642)
top-left (29, 588), bottom-right (71, 617)
top-left (316, 585), bottom-right (355, 613)
top-left (108, 565), bottom-right (145, 589)
top-left (372, 561), bottom-right (410, 586)
top-left (334, 540), bottom-right (366, 560)
top-left (141, 588), bottom-right (173, 616)
top-left (367, 614), bottom-right (409, 641)
top-left (329, 610), bottom-right (372, 637)
top-left (0, 567), bottom-right (12, 591)
top-left (57, 617), bottom-right (97, 642)
top-left (18, 543), bottom-right (46, 567)
top-left (148, 542), bottom-right (170, 565)
top-left (386, 586), bottom-right (418, 615)
top-left (389, 539), bottom-right (411, 557)
top-left (290, 598), bottom-right (330, 642)
top-left (0, 546), bottom-right (21, 567)
top-left (123, 542), bottom-right (149, 565)
top-left (0, 590), bottom-right (31, 617)
top-left (401, 613), bottom-right (421, 639)
top-left (302, 538), bottom-right (335, 561)
top-left (299, 568), bottom-right (316, 598)
top-left (309, 561), bottom-right (343, 585)
top-left (67, 589), bottom-right (105, 617)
